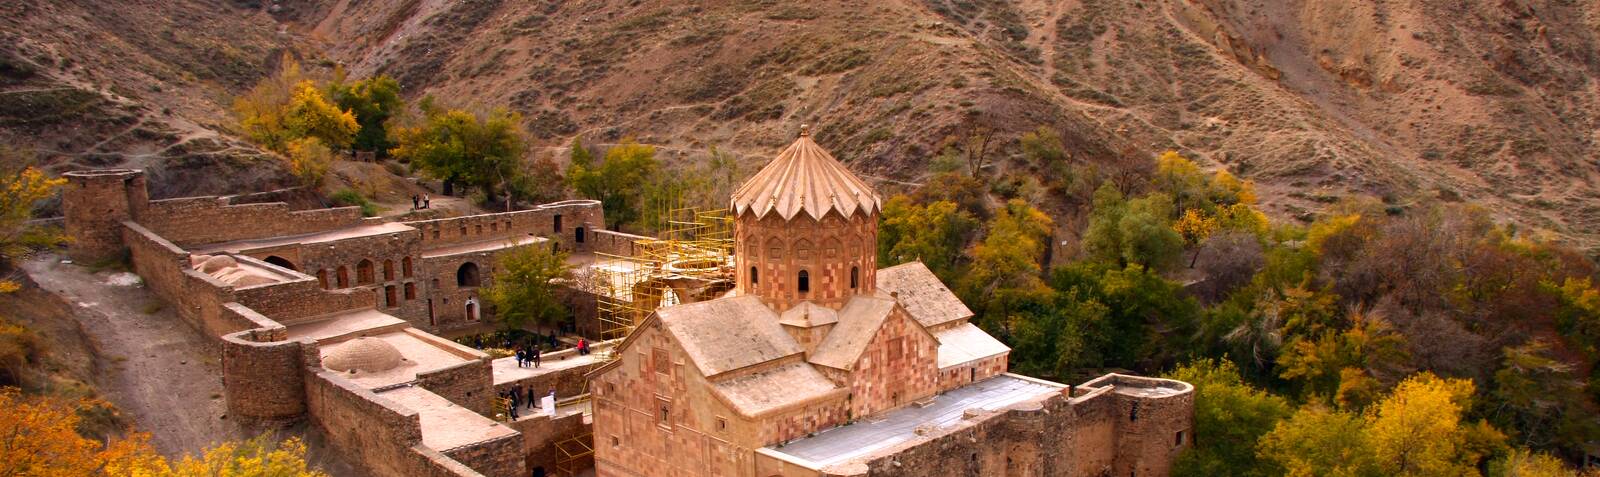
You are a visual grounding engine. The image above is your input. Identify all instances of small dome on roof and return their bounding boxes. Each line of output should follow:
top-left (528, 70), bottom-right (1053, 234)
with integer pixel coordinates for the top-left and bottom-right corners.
top-left (323, 337), bottom-right (407, 373)
top-left (199, 255), bottom-right (237, 273)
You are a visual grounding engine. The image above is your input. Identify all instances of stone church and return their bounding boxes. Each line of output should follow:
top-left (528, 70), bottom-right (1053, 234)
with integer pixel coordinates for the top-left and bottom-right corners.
top-left (589, 129), bottom-right (1196, 477)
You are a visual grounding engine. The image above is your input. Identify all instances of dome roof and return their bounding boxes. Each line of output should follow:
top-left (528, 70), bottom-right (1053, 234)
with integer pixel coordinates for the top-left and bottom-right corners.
top-left (323, 337), bottom-right (406, 373)
top-left (730, 126), bottom-right (881, 221)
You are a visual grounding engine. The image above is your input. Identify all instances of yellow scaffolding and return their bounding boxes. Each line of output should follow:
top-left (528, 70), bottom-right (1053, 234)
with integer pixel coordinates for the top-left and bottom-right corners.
top-left (587, 207), bottom-right (735, 348)
top-left (554, 207), bottom-right (735, 476)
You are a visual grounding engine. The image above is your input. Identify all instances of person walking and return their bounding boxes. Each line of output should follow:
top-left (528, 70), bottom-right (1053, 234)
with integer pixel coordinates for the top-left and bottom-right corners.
top-left (524, 384), bottom-right (535, 410)
top-left (532, 346), bottom-right (542, 368)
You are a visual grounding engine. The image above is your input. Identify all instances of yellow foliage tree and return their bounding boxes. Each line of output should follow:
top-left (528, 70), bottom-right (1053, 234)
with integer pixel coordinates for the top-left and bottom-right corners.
top-left (1366, 373), bottom-right (1502, 477)
top-left (0, 388), bottom-right (326, 477)
top-left (233, 55), bottom-right (307, 153)
top-left (284, 81), bottom-right (358, 151)
top-left (1, 166), bottom-right (67, 293)
top-left (1489, 449), bottom-right (1582, 477)
top-left (284, 137), bottom-right (334, 188)
top-left (1173, 208), bottom-right (1216, 268)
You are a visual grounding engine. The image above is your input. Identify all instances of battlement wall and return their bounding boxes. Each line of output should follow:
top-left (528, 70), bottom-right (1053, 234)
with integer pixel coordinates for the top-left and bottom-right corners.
top-left (407, 200), bottom-right (603, 252)
top-left (139, 196), bottom-right (365, 247)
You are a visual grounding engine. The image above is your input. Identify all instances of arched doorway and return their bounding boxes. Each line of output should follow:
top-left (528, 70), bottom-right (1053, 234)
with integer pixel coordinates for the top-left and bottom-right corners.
top-left (465, 297), bottom-right (479, 322)
top-left (456, 262), bottom-right (481, 287)
top-left (263, 255), bottom-right (297, 271)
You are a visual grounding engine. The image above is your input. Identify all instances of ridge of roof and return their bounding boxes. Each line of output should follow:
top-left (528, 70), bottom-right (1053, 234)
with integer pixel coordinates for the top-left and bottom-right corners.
top-left (730, 127), bottom-right (882, 221)
top-left (807, 295), bottom-right (898, 370)
top-left (656, 295), bottom-right (802, 378)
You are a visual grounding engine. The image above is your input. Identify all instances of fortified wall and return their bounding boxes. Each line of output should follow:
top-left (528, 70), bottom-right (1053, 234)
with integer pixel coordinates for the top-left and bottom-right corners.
top-left (753, 374), bottom-right (1194, 477)
top-left (60, 169), bottom-right (614, 477)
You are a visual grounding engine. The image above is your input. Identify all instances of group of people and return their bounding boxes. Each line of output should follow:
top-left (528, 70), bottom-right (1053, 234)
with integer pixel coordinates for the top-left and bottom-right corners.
top-left (501, 384), bottom-right (554, 420)
top-left (514, 346), bottom-right (542, 368)
top-left (410, 193), bottom-right (431, 210)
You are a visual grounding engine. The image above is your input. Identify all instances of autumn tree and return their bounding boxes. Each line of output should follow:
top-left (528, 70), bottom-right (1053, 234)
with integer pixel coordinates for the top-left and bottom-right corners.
top-left (1166, 359), bottom-right (1292, 477)
top-left (233, 55), bottom-right (309, 153)
top-left (1366, 373), bottom-right (1504, 477)
top-left (566, 139), bottom-right (660, 231)
top-left (284, 138), bottom-right (334, 187)
top-left (391, 101), bottom-right (527, 208)
top-left (1173, 208), bottom-right (1217, 268)
top-left (962, 199), bottom-right (1053, 301)
top-left (328, 74), bottom-right (404, 155)
top-left (877, 196), bottom-right (978, 281)
top-left (1257, 405), bottom-right (1379, 477)
top-left (1, 163), bottom-right (66, 293)
top-left (483, 244), bottom-right (572, 331)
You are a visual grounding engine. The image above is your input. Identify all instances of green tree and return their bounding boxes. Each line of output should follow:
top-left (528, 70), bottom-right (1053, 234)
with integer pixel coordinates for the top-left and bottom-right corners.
top-left (1007, 288), bottom-right (1107, 379)
top-left (962, 199), bottom-right (1053, 300)
top-left (1082, 183), bottom-right (1183, 270)
top-left (391, 102), bottom-right (527, 208)
top-left (483, 244), bottom-right (572, 330)
top-left (1491, 340), bottom-right (1598, 454)
top-left (1166, 358), bottom-right (1293, 477)
top-left (566, 139), bottom-right (660, 231)
top-left (877, 196), bottom-right (978, 281)
top-left (329, 74), bottom-right (404, 155)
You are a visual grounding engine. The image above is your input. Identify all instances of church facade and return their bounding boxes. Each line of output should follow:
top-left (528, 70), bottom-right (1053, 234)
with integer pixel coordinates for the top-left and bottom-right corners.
top-left (589, 128), bottom-right (1195, 477)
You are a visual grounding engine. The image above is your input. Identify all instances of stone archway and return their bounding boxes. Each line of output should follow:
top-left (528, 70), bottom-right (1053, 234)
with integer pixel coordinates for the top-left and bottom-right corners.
top-left (263, 255), bottom-right (297, 271)
top-left (456, 262), bottom-right (481, 287)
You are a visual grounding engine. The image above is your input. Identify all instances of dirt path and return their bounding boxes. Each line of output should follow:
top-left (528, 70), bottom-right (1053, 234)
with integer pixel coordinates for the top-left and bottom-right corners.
top-left (22, 256), bottom-right (244, 458)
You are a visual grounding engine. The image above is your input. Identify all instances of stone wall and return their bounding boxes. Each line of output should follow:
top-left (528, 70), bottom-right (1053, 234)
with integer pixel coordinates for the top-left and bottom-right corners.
top-left (305, 370), bottom-right (491, 477)
top-left (416, 353), bottom-right (494, 415)
top-left (138, 196), bottom-right (365, 247)
top-left (444, 434), bottom-right (525, 477)
top-left (221, 317), bottom-right (313, 425)
top-left (63, 169), bottom-right (147, 262)
top-left (586, 229), bottom-right (652, 257)
top-left (122, 222), bottom-right (260, 337)
top-left (508, 410), bottom-right (589, 475)
top-left (936, 353), bottom-right (1010, 392)
top-left (405, 200), bottom-right (604, 252)
top-left (492, 347), bottom-right (603, 400)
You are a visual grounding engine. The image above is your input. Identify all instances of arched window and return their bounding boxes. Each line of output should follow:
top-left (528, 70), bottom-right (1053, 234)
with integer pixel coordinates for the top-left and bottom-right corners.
top-left (750, 267), bottom-right (759, 285)
top-left (357, 259), bottom-right (374, 284)
top-left (402, 257), bottom-right (413, 278)
top-left (383, 260), bottom-right (395, 281)
top-left (850, 266), bottom-right (859, 289)
top-left (457, 262), bottom-right (481, 287)
top-left (384, 285), bottom-right (398, 307)
top-left (336, 267), bottom-right (350, 288)
top-left (316, 269), bottom-right (329, 289)
top-left (264, 255), bottom-right (297, 271)
top-left (798, 270), bottom-right (810, 293)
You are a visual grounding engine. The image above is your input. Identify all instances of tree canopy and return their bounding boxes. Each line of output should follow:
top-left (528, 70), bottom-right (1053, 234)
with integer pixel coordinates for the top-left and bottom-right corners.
top-left (483, 244), bottom-right (572, 330)
top-left (391, 101), bottom-right (527, 207)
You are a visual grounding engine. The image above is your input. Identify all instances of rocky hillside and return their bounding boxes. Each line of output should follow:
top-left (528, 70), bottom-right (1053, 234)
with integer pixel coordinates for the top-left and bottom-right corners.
top-left (5, 0), bottom-right (1600, 248)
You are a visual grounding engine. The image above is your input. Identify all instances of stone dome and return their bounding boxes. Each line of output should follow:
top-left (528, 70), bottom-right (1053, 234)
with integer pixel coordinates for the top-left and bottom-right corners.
top-left (323, 337), bottom-right (406, 373)
top-left (198, 255), bottom-right (237, 273)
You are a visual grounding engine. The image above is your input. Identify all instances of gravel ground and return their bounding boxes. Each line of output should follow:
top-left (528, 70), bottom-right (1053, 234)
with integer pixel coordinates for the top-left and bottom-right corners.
top-left (22, 255), bottom-right (365, 475)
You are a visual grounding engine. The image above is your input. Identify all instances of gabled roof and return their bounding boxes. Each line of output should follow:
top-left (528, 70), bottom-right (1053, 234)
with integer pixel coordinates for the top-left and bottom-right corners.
top-left (657, 295), bottom-right (801, 378)
top-left (778, 301), bottom-right (839, 328)
top-left (876, 262), bottom-right (973, 329)
top-left (730, 128), bottom-right (881, 221)
top-left (711, 361), bottom-right (843, 417)
top-left (933, 322), bottom-right (1011, 369)
top-left (807, 295), bottom-right (898, 370)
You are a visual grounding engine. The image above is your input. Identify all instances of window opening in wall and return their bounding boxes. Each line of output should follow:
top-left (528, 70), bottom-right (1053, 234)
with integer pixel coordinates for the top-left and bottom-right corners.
top-left (610, 436), bottom-right (619, 448)
top-left (427, 299), bottom-right (435, 326)
top-left (475, 224), bottom-right (483, 235)
top-left (404, 282), bottom-right (416, 300)
top-left (716, 417), bottom-right (727, 431)
top-left (1175, 430), bottom-right (1185, 446)
top-left (457, 262), bottom-right (481, 287)
top-left (750, 267), bottom-right (758, 285)
top-left (357, 259), bottom-right (374, 284)
top-left (971, 367), bottom-right (976, 383)
top-left (459, 226), bottom-right (467, 236)
top-left (465, 298), bottom-right (479, 321)
top-left (575, 227), bottom-right (585, 243)
top-left (554, 214), bottom-right (563, 232)
top-left (1130, 402), bottom-right (1140, 422)
top-left (383, 260), bottom-right (395, 281)
top-left (316, 269), bottom-right (329, 289)
top-left (264, 255), bottom-right (297, 271)
top-left (433, 230), bottom-right (440, 240)
top-left (337, 267), bottom-right (350, 288)
top-left (490, 222), bottom-right (498, 232)
top-left (798, 270), bottom-right (809, 293)
top-left (850, 266), bottom-right (859, 289)
top-left (403, 257), bottom-right (413, 277)
top-left (385, 285), bottom-right (397, 308)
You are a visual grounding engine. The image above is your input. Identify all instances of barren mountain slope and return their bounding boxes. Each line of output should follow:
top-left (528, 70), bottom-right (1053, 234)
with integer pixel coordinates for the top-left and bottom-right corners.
top-left (4, 0), bottom-right (1599, 249)
top-left (287, 0), bottom-right (1600, 247)
top-left (0, 1), bottom-right (300, 198)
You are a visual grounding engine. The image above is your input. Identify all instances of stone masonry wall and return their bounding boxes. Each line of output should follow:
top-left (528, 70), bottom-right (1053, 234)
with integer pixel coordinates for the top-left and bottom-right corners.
top-left (405, 200), bottom-right (603, 252)
top-left (736, 211), bottom-right (878, 310)
top-left (62, 169), bottom-right (147, 262)
top-left (138, 196), bottom-right (364, 247)
top-left (221, 323), bottom-right (312, 425)
top-left (416, 355), bottom-right (494, 415)
top-left (444, 434), bottom-right (525, 477)
top-left (492, 348), bottom-right (603, 400)
top-left (305, 370), bottom-right (489, 477)
top-left (508, 410), bottom-right (589, 475)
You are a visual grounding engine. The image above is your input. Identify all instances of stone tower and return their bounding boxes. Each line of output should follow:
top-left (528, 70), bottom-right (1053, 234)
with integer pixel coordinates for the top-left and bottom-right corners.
top-left (730, 126), bottom-right (881, 310)
top-left (62, 169), bottom-right (148, 262)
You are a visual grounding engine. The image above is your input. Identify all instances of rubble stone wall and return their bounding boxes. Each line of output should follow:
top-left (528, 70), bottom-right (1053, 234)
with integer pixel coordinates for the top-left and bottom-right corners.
top-left (305, 370), bottom-right (490, 477)
top-left (138, 196), bottom-right (364, 247)
top-left (443, 434), bottom-right (525, 477)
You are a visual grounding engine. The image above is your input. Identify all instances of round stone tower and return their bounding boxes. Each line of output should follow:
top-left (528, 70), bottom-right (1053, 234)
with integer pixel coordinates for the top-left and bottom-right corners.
top-left (730, 126), bottom-right (881, 310)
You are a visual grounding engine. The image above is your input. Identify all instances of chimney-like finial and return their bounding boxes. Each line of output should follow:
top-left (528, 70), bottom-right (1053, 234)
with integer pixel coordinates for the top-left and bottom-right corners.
top-left (800, 124), bottom-right (811, 137)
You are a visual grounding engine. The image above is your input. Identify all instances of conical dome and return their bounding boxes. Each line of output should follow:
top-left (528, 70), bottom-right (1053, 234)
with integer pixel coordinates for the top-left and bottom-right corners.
top-left (730, 127), bottom-right (881, 221)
